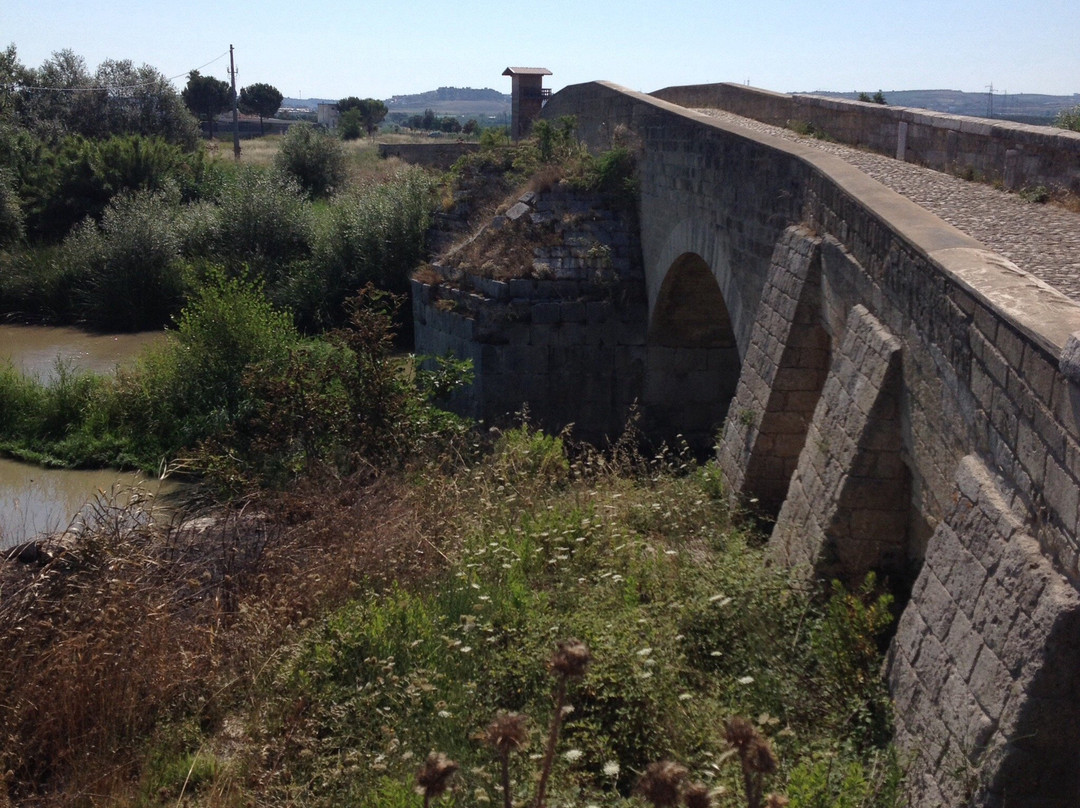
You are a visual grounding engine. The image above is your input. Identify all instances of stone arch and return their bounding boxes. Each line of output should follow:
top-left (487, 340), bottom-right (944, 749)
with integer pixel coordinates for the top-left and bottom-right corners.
top-left (643, 252), bottom-right (742, 452)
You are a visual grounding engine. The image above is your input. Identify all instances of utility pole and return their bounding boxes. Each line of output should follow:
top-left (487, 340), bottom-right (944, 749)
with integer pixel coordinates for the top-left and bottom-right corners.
top-left (229, 44), bottom-right (241, 160)
top-left (986, 82), bottom-right (994, 119)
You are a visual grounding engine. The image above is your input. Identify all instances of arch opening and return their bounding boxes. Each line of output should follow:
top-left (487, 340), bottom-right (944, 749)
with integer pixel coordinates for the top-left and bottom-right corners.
top-left (644, 253), bottom-right (741, 453)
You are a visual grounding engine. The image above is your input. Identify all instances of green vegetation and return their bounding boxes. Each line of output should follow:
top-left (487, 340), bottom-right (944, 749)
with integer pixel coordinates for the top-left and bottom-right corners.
top-left (0, 422), bottom-right (903, 807)
top-left (239, 82), bottom-right (284, 134)
top-left (182, 69), bottom-right (232, 139)
top-left (1054, 104), bottom-right (1080, 132)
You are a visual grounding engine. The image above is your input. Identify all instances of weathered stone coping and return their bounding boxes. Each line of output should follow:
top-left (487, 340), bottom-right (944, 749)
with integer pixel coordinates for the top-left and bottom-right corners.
top-left (550, 81), bottom-right (1080, 366)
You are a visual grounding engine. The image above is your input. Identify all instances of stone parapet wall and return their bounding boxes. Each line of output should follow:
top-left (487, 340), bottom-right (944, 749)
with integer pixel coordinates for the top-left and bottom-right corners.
top-left (651, 82), bottom-right (1080, 195)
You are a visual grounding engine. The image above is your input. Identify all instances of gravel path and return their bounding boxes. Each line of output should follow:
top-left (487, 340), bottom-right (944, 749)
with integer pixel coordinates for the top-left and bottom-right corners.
top-left (694, 108), bottom-right (1080, 302)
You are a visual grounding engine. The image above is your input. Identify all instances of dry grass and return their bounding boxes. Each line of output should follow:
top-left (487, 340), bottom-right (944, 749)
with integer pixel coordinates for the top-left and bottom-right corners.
top-left (0, 472), bottom-right (448, 806)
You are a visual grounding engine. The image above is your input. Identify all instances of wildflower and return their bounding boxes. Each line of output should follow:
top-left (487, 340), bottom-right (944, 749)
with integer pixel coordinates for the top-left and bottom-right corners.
top-left (416, 752), bottom-right (458, 805)
top-left (563, 748), bottom-right (583, 762)
top-left (636, 760), bottom-right (689, 807)
top-left (602, 760), bottom-right (621, 777)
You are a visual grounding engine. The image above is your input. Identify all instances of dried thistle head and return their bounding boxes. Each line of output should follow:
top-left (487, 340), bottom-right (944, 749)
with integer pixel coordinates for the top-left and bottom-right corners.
top-left (549, 639), bottom-right (591, 678)
top-left (765, 794), bottom-right (790, 808)
top-left (684, 781), bottom-right (712, 808)
top-left (416, 752), bottom-right (458, 799)
top-left (724, 716), bottom-right (757, 749)
top-left (635, 760), bottom-right (688, 808)
top-left (745, 736), bottom-right (778, 775)
top-left (485, 711), bottom-right (530, 755)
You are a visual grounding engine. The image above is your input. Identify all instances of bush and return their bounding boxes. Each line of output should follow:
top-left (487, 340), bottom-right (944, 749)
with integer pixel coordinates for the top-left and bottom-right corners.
top-left (64, 189), bottom-right (187, 330)
top-left (274, 123), bottom-right (347, 198)
top-left (111, 270), bottom-right (300, 463)
top-left (1055, 104), bottom-right (1080, 132)
top-left (0, 168), bottom-right (24, 247)
top-left (300, 167), bottom-right (435, 328)
top-left (210, 165), bottom-right (314, 284)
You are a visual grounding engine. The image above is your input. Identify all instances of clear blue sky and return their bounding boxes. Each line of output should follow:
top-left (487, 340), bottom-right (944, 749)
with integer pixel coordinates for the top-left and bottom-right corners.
top-left (3, 0), bottom-right (1078, 101)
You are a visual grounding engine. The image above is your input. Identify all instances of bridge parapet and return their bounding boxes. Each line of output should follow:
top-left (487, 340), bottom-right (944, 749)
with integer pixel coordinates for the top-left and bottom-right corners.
top-left (652, 82), bottom-right (1080, 196)
top-left (542, 80), bottom-right (1080, 805)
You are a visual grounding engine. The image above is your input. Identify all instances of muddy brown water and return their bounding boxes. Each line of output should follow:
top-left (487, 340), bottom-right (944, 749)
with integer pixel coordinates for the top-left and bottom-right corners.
top-left (0, 325), bottom-right (175, 549)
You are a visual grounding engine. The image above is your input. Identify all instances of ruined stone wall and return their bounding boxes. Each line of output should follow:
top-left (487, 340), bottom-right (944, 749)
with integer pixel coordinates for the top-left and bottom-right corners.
top-left (412, 188), bottom-right (648, 443)
top-left (541, 81), bottom-right (1080, 804)
top-left (652, 82), bottom-right (1080, 195)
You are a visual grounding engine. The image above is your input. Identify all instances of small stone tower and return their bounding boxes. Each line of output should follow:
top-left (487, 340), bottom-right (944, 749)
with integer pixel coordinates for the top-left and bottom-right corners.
top-left (503, 67), bottom-right (552, 140)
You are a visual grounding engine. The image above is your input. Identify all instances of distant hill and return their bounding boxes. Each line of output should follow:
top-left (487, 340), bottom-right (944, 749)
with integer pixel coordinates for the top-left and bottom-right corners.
top-left (282, 87), bottom-right (510, 116)
top-left (808, 89), bottom-right (1080, 124)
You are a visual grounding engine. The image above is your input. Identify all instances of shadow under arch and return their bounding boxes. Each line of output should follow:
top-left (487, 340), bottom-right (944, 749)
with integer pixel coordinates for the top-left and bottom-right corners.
top-left (644, 252), bottom-right (741, 454)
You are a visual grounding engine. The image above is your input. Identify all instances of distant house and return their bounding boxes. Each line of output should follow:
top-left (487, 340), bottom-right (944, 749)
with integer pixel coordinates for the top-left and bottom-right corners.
top-left (317, 103), bottom-right (340, 129)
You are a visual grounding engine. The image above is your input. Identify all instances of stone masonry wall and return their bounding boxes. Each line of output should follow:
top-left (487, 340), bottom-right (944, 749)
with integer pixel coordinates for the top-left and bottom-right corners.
top-left (652, 82), bottom-right (1080, 196)
top-left (540, 81), bottom-right (1080, 804)
top-left (412, 187), bottom-right (648, 443)
top-left (888, 456), bottom-right (1080, 806)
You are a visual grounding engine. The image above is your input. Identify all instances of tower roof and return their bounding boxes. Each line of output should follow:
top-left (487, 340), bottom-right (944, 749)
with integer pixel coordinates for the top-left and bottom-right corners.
top-left (502, 67), bottom-right (552, 76)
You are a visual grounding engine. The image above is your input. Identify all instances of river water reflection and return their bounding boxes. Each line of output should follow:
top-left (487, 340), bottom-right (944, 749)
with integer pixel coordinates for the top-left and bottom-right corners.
top-left (0, 325), bottom-right (173, 549)
top-left (0, 324), bottom-right (164, 383)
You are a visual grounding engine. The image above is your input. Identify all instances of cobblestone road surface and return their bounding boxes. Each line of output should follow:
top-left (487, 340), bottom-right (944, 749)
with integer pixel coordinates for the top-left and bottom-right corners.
top-left (695, 108), bottom-right (1080, 302)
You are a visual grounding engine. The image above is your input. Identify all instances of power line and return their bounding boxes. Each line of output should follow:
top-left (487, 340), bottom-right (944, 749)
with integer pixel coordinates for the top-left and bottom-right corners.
top-left (10, 50), bottom-right (230, 94)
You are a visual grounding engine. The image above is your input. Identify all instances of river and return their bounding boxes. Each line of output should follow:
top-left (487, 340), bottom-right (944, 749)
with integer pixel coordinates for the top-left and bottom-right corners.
top-left (0, 324), bottom-right (173, 550)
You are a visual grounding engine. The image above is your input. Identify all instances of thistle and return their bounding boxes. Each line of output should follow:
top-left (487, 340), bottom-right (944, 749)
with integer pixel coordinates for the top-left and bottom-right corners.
top-left (635, 760), bottom-right (689, 807)
top-left (534, 639), bottom-right (590, 808)
top-left (723, 717), bottom-right (778, 808)
top-left (416, 752), bottom-right (458, 808)
top-left (486, 712), bottom-right (530, 808)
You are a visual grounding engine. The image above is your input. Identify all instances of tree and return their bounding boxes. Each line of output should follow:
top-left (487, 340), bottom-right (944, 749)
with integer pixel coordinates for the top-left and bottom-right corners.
top-left (93, 59), bottom-right (199, 147)
top-left (336, 97), bottom-right (387, 139)
top-left (872, 90), bottom-right (887, 105)
top-left (462, 119), bottom-right (479, 136)
top-left (239, 83), bottom-right (284, 135)
top-left (182, 70), bottom-right (231, 138)
top-left (274, 123), bottom-right (346, 198)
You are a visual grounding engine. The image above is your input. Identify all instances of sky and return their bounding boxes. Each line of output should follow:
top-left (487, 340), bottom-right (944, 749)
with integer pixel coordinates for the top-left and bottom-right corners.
top-left (3, 0), bottom-right (1079, 102)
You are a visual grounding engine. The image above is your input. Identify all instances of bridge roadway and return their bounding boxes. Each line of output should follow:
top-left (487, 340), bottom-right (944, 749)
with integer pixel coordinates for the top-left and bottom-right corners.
top-left (695, 108), bottom-right (1080, 301)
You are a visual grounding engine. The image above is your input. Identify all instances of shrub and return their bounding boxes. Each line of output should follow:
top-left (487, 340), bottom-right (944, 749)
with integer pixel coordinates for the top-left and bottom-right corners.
top-left (274, 123), bottom-right (347, 198)
top-left (64, 189), bottom-right (187, 330)
top-left (1055, 104), bottom-right (1080, 132)
top-left (111, 270), bottom-right (300, 463)
top-left (302, 167), bottom-right (435, 327)
top-left (0, 168), bottom-right (24, 247)
top-left (210, 165), bottom-right (314, 284)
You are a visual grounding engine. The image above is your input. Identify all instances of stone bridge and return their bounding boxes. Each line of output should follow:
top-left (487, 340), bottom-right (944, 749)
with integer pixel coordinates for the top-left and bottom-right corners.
top-left (538, 82), bottom-right (1080, 805)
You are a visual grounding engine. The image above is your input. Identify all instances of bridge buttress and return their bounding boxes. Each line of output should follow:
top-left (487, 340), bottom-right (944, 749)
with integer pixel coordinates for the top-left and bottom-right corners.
top-left (888, 455), bottom-right (1080, 807)
top-left (769, 304), bottom-right (910, 583)
top-left (716, 226), bottom-right (830, 512)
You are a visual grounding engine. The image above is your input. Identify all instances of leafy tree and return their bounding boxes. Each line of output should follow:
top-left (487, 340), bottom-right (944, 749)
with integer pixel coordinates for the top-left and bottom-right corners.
top-left (337, 97), bottom-right (387, 139)
top-left (92, 59), bottom-right (199, 147)
top-left (240, 82), bottom-right (284, 135)
top-left (872, 90), bottom-right (886, 105)
top-left (17, 49), bottom-right (97, 141)
top-left (857, 92), bottom-right (872, 103)
top-left (182, 70), bottom-right (231, 138)
top-left (440, 116), bottom-right (462, 133)
top-left (462, 118), bottom-right (479, 136)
